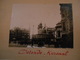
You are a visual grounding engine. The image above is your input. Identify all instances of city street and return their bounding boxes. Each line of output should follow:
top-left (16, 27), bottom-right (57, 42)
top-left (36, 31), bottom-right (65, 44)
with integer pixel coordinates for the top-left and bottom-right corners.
top-left (9, 41), bottom-right (55, 48)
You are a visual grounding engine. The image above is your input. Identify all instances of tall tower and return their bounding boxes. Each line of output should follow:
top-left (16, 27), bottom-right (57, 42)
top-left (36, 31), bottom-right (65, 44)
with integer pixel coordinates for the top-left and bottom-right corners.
top-left (60, 4), bottom-right (73, 48)
top-left (60, 4), bottom-right (73, 34)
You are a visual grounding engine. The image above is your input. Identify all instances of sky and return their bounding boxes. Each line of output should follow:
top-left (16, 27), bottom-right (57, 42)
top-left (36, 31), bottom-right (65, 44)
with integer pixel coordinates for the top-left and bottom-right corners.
top-left (10, 4), bottom-right (61, 36)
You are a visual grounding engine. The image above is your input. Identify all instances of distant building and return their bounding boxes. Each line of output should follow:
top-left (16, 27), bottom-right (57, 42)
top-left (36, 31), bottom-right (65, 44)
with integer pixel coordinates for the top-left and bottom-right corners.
top-left (38, 23), bottom-right (47, 34)
top-left (32, 23), bottom-right (55, 45)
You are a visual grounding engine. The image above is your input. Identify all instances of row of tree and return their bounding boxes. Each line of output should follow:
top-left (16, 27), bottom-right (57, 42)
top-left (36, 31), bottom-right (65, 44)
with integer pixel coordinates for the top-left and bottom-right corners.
top-left (9, 27), bottom-right (30, 45)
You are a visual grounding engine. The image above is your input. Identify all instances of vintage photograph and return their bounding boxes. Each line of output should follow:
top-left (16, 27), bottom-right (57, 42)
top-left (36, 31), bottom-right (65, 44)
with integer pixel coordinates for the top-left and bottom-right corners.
top-left (9, 4), bottom-right (73, 48)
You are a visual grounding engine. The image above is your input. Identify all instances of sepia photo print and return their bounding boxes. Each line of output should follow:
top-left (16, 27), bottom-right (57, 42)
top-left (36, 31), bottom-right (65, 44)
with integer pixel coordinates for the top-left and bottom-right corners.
top-left (9, 4), bottom-right (73, 48)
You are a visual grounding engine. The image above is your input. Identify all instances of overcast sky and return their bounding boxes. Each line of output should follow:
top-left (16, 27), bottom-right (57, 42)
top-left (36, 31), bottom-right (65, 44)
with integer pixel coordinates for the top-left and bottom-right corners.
top-left (10, 4), bottom-right (61, 35)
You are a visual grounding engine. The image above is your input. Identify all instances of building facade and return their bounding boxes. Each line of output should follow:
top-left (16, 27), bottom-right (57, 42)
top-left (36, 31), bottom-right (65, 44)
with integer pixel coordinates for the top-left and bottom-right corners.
top-left (59, 4), bottom-right (73, 48)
